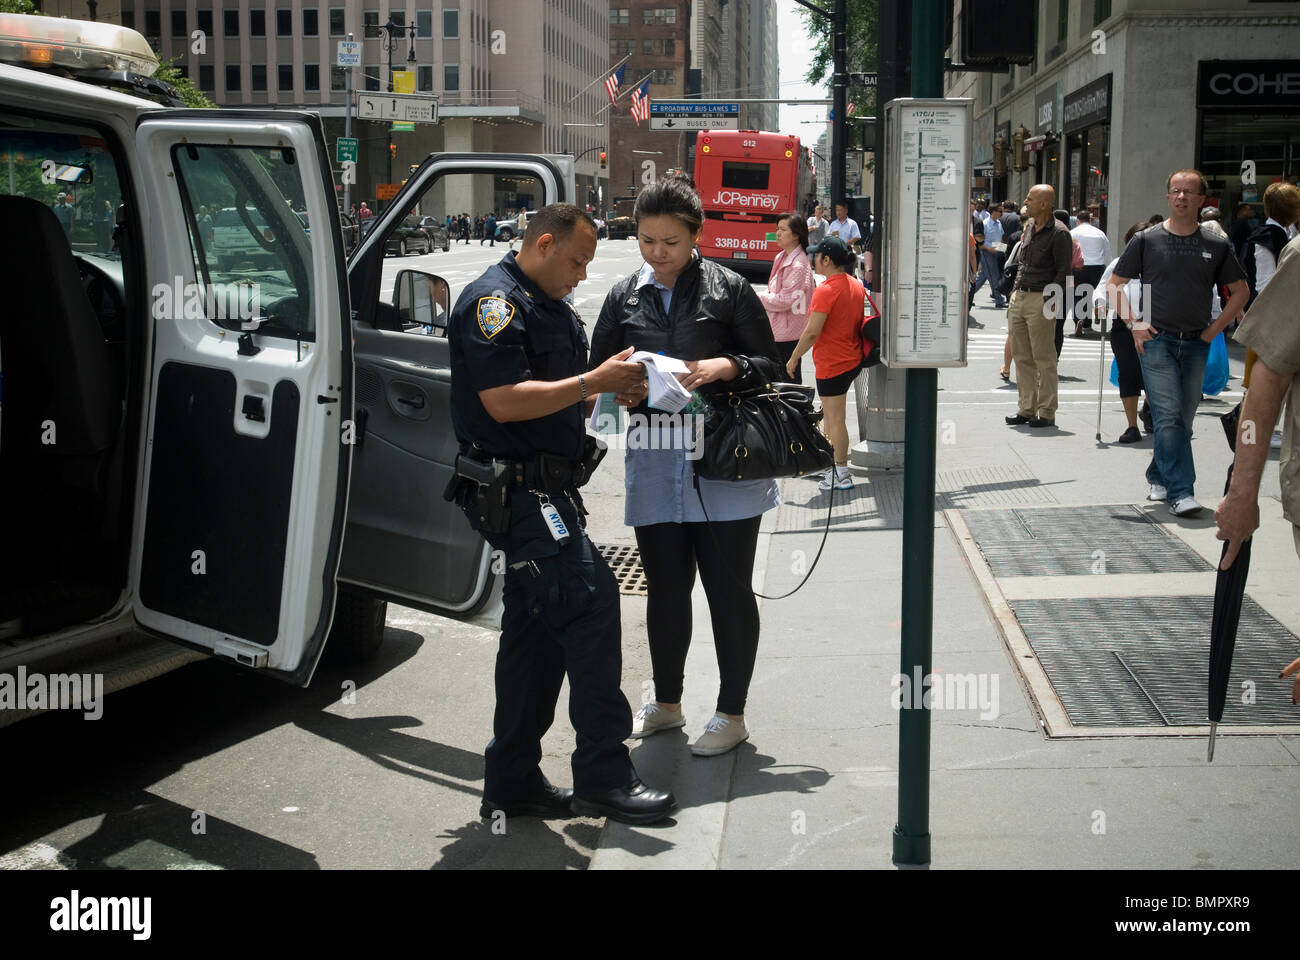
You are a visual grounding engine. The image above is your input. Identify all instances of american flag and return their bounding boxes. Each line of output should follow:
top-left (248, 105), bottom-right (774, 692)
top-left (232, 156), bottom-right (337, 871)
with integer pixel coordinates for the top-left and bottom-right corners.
top-left (604, 65), bottom-right (626, 104)
top-left (630, 79), bottom-right (651, 123)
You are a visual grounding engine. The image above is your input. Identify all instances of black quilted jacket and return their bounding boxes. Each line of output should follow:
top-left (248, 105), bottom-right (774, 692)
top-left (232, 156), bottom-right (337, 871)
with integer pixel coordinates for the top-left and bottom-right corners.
top-left (588, 255), bottom-right (783, 399)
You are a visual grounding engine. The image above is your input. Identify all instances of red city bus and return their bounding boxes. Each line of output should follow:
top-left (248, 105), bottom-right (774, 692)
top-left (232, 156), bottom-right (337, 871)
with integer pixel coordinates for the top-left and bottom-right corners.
top-left (693, 130), bottom-right (814, 275)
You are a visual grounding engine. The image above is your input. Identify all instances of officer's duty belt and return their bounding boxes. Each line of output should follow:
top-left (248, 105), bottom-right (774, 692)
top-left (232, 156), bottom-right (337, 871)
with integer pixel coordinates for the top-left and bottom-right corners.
top-left (510, 454), bottom-right (588, 493)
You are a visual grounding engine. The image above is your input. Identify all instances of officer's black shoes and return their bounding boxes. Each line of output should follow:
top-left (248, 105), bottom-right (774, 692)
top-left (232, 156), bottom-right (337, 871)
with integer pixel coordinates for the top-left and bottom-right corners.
top-left (1005, 414), bottom-right (1032, 425)
top-left (1028, 417), bottom-right (1055, 428)
top-left (570, 779), bottom-right (678, 825)
top-left (479, 783), bottom-right (575, 820)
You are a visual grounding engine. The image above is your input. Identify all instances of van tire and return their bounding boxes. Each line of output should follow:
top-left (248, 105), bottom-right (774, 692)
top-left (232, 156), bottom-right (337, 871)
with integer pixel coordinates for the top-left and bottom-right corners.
top-left (328, 589), bottom-right (387, 662)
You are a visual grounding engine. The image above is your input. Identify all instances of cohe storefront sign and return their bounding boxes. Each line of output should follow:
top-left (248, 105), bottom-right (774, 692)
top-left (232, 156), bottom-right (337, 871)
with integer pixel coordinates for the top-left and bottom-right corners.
top-left (1197, 60), bottom-right (1300, 107)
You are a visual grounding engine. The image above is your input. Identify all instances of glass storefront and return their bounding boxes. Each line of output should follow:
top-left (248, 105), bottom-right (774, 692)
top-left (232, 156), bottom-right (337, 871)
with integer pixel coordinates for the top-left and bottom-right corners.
top-left (1062, 75), bottom-right (1111, 230)
top-left (1199, 111), bottom-right (1299, 215)
top-left (1066, 124), bottom-right (1109, 230)
top-left (1196, 60), bottom-right (1300, 220)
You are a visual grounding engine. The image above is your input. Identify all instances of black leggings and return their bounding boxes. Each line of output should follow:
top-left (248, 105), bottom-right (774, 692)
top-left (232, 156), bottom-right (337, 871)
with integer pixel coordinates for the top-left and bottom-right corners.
top-left (634, 516), bottom-right (762, 716)
top-left (1108, 317), bottom-right (1145, 398)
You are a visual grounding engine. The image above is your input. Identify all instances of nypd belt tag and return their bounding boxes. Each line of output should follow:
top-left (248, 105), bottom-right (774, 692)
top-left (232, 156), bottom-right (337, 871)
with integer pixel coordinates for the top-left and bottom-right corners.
top-left (476, 296), bottom-right (516, 339)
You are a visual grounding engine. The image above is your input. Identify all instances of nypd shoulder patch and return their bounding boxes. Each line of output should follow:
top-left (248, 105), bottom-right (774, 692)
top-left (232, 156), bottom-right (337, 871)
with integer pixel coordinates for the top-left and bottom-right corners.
top-left (476, 296), bottom-right (516, 339)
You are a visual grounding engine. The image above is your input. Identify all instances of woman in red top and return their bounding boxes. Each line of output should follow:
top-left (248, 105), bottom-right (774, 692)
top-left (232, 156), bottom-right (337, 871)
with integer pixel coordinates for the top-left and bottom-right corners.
top-left (785, 236), bottom-right (864, 491)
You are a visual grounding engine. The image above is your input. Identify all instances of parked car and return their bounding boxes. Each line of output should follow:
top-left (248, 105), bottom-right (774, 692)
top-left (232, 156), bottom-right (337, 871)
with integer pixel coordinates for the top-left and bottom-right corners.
top-left (338, 211), bottom-right (360, 255)
top-left (415, 216), bottom-right (450, 251)
top-left (493, 216), bottom-right (520, 242)
top-left (606, 216), bottom-right (635, 240)
top-left (210, 205), bottom-right (276, 269)
top-left (384, 214), bottom-right (435, 256)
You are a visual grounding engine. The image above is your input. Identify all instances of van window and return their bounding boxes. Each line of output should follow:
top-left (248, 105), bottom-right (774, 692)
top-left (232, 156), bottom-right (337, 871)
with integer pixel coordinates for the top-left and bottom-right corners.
top-left (0, 118), bottom-right (126, 257)
top-left (171, 144), bottom-right (316, 341)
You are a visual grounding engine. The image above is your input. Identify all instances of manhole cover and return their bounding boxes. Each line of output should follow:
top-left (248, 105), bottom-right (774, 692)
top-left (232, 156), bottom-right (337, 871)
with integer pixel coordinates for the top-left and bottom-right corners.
top-left (1011, 596), bottom-right (1300, 727)
top-left (594, 543), bottom-right (648, 596)
top-left (963, 504), bottom-right (1210, 577)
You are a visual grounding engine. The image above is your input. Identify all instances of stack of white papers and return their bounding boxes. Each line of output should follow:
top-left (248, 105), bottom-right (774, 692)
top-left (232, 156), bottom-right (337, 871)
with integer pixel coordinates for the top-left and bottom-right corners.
top-left (629, 350), bottom-right (693, 413)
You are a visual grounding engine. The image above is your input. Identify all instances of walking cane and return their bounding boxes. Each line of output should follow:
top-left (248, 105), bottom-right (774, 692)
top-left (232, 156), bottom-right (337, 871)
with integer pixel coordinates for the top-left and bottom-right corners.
top-left (1095, 310), bottom-right (1108, 442)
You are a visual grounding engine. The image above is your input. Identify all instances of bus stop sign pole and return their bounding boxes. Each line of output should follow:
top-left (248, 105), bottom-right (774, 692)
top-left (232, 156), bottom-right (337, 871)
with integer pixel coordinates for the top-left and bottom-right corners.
top-left (893, 0), bottom-right (945, 870)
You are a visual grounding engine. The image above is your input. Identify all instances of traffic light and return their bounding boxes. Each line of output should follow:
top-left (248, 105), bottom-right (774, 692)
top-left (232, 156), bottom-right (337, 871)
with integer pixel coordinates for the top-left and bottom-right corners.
top-left (599, 151), bottom-right (607, 169)
top-left (390, 143), bottom-right (398, 160)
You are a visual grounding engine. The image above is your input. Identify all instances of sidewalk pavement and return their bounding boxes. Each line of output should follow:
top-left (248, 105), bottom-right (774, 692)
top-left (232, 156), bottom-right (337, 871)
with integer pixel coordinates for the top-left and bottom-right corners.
top-left (584, 302), bottom-right (1300, 869)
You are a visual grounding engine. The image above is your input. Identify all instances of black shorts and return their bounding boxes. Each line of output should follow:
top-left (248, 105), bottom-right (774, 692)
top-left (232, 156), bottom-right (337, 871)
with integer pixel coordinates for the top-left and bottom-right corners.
top-left (816, 364), bottom-right (862, 397)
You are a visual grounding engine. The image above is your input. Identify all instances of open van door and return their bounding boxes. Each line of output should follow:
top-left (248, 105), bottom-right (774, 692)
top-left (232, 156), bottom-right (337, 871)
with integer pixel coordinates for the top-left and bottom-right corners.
top-left (339, 154), bottom-right (568, 615)
top-left (131, 113), bottom-right (351, 686)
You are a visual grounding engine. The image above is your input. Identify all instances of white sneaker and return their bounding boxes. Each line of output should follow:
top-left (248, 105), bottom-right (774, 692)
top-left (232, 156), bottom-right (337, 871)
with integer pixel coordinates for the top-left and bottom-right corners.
top-left (1271, 429), bottom-right (1284, 450)
top-left (818, 469), bottom-right (835, 491)
top-left (629, 702), bottom-right (685, 739)
top-left (1147, 484), bottom-right (1167, 502)
top-left (1170, 496), bottom-right (1204, 517)
top-left (690, 713), bottom-right (749, 757)
top-left (834, 471), bottom-right (854, 491)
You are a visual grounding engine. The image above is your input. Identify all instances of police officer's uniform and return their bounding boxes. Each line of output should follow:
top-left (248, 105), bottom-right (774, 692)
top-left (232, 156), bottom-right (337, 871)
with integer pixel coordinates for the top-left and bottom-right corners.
top-left (448, 251), bottom-right (635, 805)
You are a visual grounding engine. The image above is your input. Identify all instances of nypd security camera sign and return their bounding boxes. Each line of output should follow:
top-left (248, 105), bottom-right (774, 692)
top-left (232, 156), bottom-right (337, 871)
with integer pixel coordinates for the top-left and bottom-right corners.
top-left (881, 98), bottom-right (973, 368)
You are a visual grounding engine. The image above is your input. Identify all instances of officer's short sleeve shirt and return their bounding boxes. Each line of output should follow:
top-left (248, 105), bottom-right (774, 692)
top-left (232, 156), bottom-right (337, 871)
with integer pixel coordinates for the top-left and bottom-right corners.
top-left (449, 253), bottom-right (588, 461)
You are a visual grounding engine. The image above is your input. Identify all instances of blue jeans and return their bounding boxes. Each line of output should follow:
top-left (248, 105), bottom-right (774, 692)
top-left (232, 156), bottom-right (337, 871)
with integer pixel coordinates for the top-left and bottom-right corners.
top-left (1138, 333), bottom-right (1210, 502)
top-left (970, 248), bottom-right (1006, 306)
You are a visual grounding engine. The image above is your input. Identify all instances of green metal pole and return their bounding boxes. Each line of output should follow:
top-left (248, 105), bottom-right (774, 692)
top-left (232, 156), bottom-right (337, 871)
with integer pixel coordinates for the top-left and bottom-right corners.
top-left (892, 0), bottom-right (945, 869)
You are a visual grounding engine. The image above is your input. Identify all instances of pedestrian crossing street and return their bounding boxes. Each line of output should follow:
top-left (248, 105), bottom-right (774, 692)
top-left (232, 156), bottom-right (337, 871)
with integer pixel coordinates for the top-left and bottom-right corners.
top-left (966, 329), bottom-right (1112, 362)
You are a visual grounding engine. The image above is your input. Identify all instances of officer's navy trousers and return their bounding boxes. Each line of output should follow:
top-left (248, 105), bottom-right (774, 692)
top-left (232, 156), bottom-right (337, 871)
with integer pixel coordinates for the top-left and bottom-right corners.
top-left (483, 492), bottom-right (635, 800)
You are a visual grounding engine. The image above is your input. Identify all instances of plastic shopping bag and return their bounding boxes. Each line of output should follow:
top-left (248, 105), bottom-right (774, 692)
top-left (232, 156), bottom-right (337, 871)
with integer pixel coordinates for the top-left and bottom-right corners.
top-left (1202, 331), bottom-right (1229, 397)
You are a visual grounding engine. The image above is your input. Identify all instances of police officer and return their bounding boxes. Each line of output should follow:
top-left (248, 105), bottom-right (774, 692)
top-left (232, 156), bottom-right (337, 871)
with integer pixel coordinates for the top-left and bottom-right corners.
top-left (447, 202), bottom-right (677, 825)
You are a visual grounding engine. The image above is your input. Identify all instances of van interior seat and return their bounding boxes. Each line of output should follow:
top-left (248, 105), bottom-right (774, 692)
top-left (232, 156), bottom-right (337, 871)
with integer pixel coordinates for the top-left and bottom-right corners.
top-left (0, 195), bottom-right (121, 586)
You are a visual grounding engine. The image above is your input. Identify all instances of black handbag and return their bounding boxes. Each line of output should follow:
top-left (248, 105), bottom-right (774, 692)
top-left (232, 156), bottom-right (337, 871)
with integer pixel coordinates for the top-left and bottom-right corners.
top-left (996, 252), bottom-right (1020, 299)
top-left (694, 381), bottom-right (835, 481)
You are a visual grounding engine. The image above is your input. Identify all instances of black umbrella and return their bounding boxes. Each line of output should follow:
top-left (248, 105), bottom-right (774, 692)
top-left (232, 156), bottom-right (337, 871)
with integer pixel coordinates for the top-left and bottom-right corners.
top-left (1208, 408), bottom-right (1251, 762)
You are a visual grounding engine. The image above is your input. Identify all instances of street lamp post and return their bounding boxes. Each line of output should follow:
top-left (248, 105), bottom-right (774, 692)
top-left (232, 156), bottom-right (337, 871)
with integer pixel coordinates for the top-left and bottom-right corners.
top-left (382, 18), bottom-right (416, 191)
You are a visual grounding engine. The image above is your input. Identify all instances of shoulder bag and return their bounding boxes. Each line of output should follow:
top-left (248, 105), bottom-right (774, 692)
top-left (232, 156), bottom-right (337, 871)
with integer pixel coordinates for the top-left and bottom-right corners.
top-left (694, 373), bottom-right (834, 483)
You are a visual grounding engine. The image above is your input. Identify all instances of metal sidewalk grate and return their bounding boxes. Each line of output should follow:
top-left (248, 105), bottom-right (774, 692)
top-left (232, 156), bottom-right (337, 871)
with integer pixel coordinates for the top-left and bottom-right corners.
top-left (962, 504), bottom-right (1211, 577)
top-left (594, 543), bottom-right (648, 596)
top-left (1010, 596), bottom-right (1300, 727)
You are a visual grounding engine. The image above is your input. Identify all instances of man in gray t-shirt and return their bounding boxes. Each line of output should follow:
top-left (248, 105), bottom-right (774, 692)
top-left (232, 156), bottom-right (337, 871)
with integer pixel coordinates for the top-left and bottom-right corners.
top-left (1108, 168), bottom-right (1249, 518)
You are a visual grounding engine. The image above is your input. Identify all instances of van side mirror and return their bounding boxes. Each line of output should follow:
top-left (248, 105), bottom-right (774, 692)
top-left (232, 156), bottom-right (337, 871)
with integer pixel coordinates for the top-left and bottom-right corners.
top-left (394, 269), bottom-right (450, 336)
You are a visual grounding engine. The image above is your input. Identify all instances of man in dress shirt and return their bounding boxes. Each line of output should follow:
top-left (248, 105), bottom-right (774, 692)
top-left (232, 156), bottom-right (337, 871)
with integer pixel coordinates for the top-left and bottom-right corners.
top-left (972, 203), bottom-right (1007, 310)
top-left (1070, 209), bottom-right (1112, 335)
top-left (827, 201), bottom-right (862, 252)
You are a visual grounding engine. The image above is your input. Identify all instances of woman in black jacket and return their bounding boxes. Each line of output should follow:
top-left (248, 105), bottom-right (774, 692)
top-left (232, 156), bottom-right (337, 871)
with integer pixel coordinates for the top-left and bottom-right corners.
top-left (589, 175), bottom-right (783, 757)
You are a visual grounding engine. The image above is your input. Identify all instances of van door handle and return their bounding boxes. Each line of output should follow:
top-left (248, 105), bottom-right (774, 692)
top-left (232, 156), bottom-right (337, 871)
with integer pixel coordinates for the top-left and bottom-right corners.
top-left (396, 394), bottom-right (425, 410)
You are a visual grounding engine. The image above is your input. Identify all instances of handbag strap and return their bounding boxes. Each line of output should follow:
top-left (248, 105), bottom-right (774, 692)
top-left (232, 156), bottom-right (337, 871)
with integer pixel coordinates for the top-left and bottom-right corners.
top-left (691, 471), bottom-right (835, 601)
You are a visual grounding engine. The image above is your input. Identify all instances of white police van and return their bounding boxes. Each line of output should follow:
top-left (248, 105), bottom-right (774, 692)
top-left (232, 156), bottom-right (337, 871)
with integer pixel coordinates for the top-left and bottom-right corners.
top-left (0, 14), bottom-right (575, 721)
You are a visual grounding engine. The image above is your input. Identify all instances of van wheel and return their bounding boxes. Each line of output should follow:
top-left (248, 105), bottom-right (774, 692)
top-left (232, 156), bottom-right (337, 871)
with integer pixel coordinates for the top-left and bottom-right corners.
top-left (328, 589), bottom-right (387, 662)
top-left (398, 239), bottom-right (408, 256)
